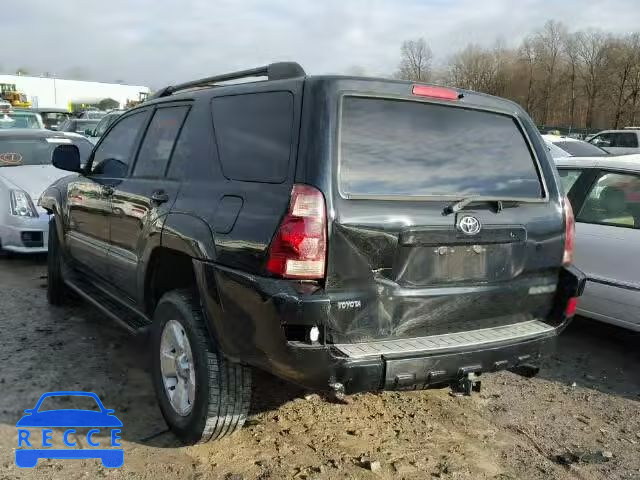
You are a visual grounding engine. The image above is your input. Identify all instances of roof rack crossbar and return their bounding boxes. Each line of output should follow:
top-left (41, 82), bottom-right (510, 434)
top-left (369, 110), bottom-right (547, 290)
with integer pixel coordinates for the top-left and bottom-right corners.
top-left (150, 62), bottom-right (305, 100)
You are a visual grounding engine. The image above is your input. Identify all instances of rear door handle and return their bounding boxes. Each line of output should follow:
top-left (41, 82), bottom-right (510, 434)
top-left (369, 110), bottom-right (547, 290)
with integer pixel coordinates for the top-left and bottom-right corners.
top-left (151, 190), bottom-right (170, 204)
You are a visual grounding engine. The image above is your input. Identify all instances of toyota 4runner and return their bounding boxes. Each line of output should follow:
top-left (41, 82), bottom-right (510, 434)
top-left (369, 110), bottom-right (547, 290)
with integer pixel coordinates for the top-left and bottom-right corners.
top-left (40, 62), bottom-right (585, 444)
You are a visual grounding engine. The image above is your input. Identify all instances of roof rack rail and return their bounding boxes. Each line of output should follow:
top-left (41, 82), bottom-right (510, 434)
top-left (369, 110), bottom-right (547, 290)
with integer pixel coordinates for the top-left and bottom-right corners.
top-left (149, 62), bottom-right (305, 100)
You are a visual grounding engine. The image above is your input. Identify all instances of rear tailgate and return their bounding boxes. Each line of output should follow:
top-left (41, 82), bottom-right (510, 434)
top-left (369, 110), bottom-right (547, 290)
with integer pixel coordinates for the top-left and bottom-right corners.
top-left (323, 92), bottom-right (564, 343)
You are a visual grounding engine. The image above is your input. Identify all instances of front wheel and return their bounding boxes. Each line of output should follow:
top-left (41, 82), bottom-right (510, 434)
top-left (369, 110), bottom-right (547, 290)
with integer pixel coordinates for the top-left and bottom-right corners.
top-left (151, 289), bottom-right (252, 444)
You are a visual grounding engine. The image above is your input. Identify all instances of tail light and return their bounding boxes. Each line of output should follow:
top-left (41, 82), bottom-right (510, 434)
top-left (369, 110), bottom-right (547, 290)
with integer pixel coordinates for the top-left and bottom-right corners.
top-left (565, 297), bottom-right (578, 317)
top-left (266, 184), bottom-right (326, 279)
top-left (563, 196), bottom-right (575, 265)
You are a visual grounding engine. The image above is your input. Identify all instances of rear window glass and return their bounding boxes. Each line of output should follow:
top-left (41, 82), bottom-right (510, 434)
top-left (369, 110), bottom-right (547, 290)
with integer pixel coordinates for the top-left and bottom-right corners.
top-left (211, 92), bottom-right (293, 183)
top-left (554, 140), bottom-right (608, 157)
top-left (339, 97), bottom-right (543, 198)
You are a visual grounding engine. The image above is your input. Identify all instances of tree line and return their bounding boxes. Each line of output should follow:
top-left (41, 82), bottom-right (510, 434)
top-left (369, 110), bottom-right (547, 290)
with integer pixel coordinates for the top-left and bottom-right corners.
top-left (396, 20), bottom-right (640, 130)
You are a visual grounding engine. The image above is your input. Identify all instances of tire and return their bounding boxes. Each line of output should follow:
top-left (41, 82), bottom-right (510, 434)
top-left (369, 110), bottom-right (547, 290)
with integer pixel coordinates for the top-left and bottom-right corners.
top-left (47, 219), bottom-right (68, 305)
top-left (151, 289), bottom-right (252, 444)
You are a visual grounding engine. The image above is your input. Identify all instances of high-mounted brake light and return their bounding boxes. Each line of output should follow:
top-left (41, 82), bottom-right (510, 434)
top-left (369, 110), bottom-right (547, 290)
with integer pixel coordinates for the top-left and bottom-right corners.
top-left (412, 85), bottom-right (460, 100)
top-left (267, 184), bottom-right (326, 279)
top-left (563, 196), bottom-right (575, 265)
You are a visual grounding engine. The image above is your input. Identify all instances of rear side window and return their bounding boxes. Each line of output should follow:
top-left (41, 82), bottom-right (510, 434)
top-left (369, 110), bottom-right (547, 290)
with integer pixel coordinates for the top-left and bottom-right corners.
top-left (558, 169), bottom-right (582, 194)
top-left (615, 132), bottom-right (639, 148)
top-left (339, 97), bottom-right (543, 198)
top-left (211, 92), bottom-right (293, 183)
top-left (133, 106), bottom-right (189, 178)
top-left (578, 171), bottom-right (640, 228)
top-left (554, 141), bottom-right (608, 157)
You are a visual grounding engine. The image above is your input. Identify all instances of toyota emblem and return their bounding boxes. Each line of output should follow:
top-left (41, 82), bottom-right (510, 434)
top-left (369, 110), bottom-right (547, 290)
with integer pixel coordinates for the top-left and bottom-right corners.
top-left (458, 215), bottom-right (481, 235)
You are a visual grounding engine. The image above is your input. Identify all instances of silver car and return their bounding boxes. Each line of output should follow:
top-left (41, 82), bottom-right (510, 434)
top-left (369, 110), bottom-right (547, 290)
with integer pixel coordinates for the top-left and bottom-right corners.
top-left (556, 155), bottom-right (640, 331)
top-left (0, 129), bottom-right (93, 253)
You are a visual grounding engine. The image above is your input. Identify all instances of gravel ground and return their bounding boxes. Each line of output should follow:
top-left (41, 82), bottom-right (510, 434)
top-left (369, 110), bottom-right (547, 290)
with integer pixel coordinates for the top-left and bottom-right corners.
top-left (0, 255), bottom-right (638, 480)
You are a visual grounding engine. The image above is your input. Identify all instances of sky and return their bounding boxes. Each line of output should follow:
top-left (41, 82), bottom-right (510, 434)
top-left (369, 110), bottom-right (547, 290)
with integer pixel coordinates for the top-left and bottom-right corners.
top-left (8, 0), bottom-right (640, 88)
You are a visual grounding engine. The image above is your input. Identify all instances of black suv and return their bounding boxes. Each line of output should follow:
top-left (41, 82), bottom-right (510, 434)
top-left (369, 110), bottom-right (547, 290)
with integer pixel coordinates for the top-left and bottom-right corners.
top-left (40, 62), bottom-right (584, 444)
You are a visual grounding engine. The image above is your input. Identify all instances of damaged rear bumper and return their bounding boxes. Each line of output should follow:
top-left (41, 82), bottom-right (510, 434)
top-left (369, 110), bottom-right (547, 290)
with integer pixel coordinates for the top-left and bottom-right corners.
top-left (193, 261), bottom-right (585, 393)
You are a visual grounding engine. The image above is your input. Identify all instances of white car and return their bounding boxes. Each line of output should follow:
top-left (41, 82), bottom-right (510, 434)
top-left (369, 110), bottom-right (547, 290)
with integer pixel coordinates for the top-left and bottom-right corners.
top-left (587, 129), bottom-right (640, 155)
top-left (542, 134), bottom-right (611, 159)
top-left (0, 129), bottom-right (93, 253)
top-left (555, 155), bottom-right (640, 331)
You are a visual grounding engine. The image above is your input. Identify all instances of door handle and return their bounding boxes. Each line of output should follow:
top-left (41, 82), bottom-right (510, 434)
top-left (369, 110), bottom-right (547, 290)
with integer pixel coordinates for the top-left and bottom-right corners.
top-left (151, 190), bottom-right (170, 204)
top-left (102, 185), bottom-right (114, 196)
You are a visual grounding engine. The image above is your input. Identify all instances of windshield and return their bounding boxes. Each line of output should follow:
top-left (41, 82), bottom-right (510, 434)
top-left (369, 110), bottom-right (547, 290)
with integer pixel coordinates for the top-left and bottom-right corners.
top-left (85, 111), bottom-right (106, 120)
top-left (340, 96), bottom-right (543, 199)
top-left (554, 140), bottom-right (609, 157)
top-left (0, 137), bottom-right (93, 167)
top-left (73, 120), bottom-right (99, 133)
top-left (0, 113), bottom-right (41, 129)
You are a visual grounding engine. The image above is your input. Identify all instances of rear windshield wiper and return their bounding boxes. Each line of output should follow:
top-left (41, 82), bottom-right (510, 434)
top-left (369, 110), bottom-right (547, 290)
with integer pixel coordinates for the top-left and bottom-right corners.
top-left (443, 197), bottom-right (505, 216)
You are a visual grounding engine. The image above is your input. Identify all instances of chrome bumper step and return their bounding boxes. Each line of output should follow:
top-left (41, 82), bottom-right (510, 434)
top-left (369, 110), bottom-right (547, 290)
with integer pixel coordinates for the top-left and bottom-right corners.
top-left (332, 320), bottom-right (554, 359)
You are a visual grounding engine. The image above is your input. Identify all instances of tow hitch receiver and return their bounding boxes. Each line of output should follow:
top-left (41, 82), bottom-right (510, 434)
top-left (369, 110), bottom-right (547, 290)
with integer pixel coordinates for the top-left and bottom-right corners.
top-left (450, 371), bottom-right (482, 396)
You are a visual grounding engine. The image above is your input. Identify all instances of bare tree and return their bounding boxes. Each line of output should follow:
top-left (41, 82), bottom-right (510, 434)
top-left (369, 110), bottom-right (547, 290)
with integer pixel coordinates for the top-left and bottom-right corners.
top-left (519, 37), bottom-right (538, 116)
top-left (563, 33), bottom-right (581, 128)
top-left (534, 20), bottom-right (567, 124)
top-left (575, 30), bottom-right (612, 128)
top-left (447, 44), bottom-right (503, 94)
top-left (607, 35), bottom-right (637, 127)
top-left (396, 21), bottom-right (640, 130)
top-left (627, 37), bottom-right (640, 125)
top-left (396, 38), bottom-right (433, 81)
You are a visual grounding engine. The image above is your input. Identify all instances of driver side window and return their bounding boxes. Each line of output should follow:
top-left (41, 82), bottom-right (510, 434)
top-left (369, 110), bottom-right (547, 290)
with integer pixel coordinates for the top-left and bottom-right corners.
top-left (591, 133), bottom-right (613, 147)
top-left (90, 111), bottom-right (147, 177)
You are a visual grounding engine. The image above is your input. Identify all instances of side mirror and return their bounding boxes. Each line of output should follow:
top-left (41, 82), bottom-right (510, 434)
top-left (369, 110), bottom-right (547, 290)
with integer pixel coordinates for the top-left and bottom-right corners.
top-left (84, 128), bottom-right (94, 136)
top-left (52, 144), bottom-right (81, 172)
top-left (23, 409), bottom-right (34, 414)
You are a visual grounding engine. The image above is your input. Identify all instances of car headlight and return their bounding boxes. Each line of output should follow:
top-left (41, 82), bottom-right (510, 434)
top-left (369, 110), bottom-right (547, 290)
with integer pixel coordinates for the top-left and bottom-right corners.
top-left (10, 190), bottom-right (39, 217)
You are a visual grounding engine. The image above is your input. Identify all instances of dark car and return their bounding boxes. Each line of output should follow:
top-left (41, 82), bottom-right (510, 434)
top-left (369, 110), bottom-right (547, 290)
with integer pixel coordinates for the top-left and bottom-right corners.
top-left (41, 62), bottom-right (584, 445)
top-left (14, 108), bottom-right (70, 130)
top-left (58, 118), bottom-right (100, 136)
top-left (86, 111), bottom-right (124, 144)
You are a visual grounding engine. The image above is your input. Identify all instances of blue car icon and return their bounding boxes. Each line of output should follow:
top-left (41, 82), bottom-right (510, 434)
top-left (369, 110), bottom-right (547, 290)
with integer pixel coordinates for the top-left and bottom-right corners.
top-left (15, 391), bottom-right (123, 468)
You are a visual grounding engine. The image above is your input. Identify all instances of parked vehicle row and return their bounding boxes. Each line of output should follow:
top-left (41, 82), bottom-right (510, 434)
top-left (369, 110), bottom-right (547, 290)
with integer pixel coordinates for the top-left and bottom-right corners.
top-left (0, 130), bottom-right (93, 253)
top-left (38, 63), bottom-right (584, 444)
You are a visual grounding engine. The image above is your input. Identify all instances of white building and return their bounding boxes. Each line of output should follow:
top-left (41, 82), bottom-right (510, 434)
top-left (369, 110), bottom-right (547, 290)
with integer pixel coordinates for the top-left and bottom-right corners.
top-left (0, 74), bottom-right (150, 110)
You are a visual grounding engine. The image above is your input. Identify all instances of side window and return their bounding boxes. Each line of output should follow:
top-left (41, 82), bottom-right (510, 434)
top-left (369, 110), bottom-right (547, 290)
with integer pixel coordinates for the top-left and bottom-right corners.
top-left (90, 111), bottom-right (147, 178)
top-left (558, 169), bottom-right (582, 194)
top-left (577, 171), bottom-right (640, 229)
top-left (167, 107), bottom-right (218, 181)
top-left (94, 116), bottom-right (111, 137)
top-left (591, 133), bottom-right (613, 147)
top-left (211, 91), bottom-right (293, 183)
top-left (133, 106), bottom-right (189, 178)
top-left (614, 132), bottom-right (639, 148)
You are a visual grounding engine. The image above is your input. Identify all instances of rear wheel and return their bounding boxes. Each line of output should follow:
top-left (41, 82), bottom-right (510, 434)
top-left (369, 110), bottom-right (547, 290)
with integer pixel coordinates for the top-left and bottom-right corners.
top-left (151, 289), bottom-right (252, 444)
top-left (47, 219), bottom-right (68, 305)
